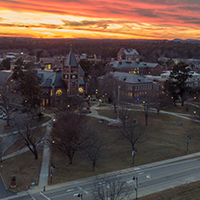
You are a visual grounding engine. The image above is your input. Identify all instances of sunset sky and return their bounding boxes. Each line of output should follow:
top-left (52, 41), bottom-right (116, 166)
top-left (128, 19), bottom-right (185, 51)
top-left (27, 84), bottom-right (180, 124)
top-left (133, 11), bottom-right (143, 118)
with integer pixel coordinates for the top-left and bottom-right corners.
top-left (1, 0), bottom-right (200, 40)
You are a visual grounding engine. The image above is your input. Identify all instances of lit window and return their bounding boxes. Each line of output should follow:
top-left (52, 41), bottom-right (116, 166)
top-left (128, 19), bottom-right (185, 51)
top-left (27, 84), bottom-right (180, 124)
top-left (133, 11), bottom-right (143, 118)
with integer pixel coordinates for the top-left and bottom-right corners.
top-left (78, 87), bottom-right (84, 93)
top-left (56, 89), bottom-right (62, 96)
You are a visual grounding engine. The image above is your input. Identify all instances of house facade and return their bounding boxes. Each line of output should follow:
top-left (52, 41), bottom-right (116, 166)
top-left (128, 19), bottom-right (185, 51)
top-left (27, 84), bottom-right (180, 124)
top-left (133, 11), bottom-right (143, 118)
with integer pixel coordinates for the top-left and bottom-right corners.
top-left (117, 48), bottom-right (139, 61)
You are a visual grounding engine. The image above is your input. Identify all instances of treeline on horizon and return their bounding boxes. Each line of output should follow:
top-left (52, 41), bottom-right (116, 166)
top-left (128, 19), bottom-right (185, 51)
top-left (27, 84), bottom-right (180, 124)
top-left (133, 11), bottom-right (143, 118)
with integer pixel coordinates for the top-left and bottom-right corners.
top-left (0, 37), bottom-right (200, 62)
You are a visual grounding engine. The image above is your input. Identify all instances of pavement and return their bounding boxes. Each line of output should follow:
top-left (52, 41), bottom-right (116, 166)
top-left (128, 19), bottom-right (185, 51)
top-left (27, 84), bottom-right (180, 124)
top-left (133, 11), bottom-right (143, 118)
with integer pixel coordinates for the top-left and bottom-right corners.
top-left (1, 102), bottom-right (200, 199)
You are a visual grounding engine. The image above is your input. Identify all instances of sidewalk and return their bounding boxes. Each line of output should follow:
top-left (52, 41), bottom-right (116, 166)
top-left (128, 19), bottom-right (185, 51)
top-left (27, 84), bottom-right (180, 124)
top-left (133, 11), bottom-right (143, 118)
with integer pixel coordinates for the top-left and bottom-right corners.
top-left (38, 125), bottom-right (51, 188)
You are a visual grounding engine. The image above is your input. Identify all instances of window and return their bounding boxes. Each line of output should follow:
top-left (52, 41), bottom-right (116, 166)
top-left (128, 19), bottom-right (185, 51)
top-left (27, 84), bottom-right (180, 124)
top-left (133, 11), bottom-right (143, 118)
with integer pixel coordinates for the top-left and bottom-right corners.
top-left (56, 89), bottom-right (62, 96)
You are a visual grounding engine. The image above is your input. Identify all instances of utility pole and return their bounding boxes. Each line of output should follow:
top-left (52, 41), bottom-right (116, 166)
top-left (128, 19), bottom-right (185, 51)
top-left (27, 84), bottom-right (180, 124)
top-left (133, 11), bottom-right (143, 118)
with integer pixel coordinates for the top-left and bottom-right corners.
top-left (117, 85), bottom-right (120, 122)
top-left (133, 176), bottom-right (138, 200)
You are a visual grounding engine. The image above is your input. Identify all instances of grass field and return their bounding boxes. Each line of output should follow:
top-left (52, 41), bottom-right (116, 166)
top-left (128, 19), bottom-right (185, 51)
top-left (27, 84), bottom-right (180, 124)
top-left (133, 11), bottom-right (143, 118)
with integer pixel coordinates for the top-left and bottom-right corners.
top-left (2, 106), bottom-right (200, 199)
top-left (1, 150), bottom-right (43, 192)
top-left (50, 110), bottom-right (200, 184)
top-left (1, 125), bottom-right (47, 191)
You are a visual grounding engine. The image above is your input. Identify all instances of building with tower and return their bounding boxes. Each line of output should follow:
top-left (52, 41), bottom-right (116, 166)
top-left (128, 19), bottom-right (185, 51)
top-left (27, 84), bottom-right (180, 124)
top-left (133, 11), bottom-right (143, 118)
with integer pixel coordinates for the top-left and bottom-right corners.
top-left (62, 48), bottom-right (80, 96)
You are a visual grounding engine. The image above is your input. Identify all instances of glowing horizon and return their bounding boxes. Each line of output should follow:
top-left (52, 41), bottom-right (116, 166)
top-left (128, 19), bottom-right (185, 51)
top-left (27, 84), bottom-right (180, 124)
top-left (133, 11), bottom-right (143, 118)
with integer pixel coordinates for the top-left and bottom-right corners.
top-left (1, 0), bottom-right (200, 40)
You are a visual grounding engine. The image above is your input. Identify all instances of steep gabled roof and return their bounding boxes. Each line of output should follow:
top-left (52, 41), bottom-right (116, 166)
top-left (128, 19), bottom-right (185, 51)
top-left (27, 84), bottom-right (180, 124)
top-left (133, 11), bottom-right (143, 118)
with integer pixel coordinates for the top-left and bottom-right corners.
top-left (64, 49), bottom-right (78, 67)
top-left (0, 70), bottom-right (12, 83)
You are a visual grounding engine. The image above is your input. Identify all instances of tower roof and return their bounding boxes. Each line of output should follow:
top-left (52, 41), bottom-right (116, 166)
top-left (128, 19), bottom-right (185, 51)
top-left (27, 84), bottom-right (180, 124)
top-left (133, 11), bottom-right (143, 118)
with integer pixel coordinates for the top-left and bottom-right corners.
top-left (64, 48), bottom-right (78, 67)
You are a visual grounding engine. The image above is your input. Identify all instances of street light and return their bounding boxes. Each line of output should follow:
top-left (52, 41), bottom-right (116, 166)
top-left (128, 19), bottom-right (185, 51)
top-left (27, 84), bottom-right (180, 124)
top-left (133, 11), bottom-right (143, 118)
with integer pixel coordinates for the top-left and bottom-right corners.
top-left (78, 193), bottom-right (83, 200)
top-left (187, 136), bottom-right (191, 153)
top-left (133, 176), bottom-right (138, 200)
top-left (132, 149), bottom-right (137, 165)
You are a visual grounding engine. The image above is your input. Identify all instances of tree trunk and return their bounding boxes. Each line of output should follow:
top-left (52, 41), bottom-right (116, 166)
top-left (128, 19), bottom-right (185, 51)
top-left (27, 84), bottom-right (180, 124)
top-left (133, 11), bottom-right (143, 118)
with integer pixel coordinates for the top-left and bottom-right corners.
top-left (181, 98), bottom-right (184, 106)
top-left (34, 150), bottom-right (38, 160)
top-left (68, 155), bottom-right (73, 164)
top-left (145, 113), bottom-right (148, 126)
top-left (114, 104), bottom-right (117, 113)
top-left (6, 117), bottom-right (10, 127)
top-left (92, 161), bottom-right (96, 172)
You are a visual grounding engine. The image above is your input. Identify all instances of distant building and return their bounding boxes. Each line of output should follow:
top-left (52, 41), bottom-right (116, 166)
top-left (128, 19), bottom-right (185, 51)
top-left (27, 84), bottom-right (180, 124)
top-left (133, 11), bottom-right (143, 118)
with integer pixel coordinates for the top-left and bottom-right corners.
top-left (0, 49), bottom-right (86, 106)
top-left (117, 48), bottom-right (139, 61)
top-left (109, 60), bottom-right (163, 76)
top-left (100, 71), bottom-right (155, 102)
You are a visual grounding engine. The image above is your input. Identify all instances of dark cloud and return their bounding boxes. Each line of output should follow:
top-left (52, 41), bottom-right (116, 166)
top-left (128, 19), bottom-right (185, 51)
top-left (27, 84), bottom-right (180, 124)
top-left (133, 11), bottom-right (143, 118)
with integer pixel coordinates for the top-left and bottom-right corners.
top-left (0, 22), bottom-right (63, 29)
top-left (178, 5), bottom-right (200, 11)
top-left (62, 19), bottom-right (116, 29)
top-left (133, 8), bottom-right (159, 18)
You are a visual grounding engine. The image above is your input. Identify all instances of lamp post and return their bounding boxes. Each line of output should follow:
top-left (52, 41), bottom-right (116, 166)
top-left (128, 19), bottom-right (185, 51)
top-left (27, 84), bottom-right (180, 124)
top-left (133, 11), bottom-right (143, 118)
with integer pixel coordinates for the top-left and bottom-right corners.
top-left (50, 166), bottom-right (53, 183)
top-left (117, 85), bottom-right (120, 122)
top-left (133, 176), bottom-right (138, 200)
top-left (132, 149), bottom-right (137, 165)
top-left (143, 101), bottom-right (148, 126)
top-left (78, 193), bottom-right (83, 200)
top-left (187, 136), bottom-right (191, 153)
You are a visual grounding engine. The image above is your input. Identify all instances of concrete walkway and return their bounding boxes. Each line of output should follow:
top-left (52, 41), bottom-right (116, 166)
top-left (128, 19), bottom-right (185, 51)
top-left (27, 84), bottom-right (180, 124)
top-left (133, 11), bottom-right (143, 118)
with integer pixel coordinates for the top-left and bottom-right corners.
top-left (38, 125), bottom-right (51, 188)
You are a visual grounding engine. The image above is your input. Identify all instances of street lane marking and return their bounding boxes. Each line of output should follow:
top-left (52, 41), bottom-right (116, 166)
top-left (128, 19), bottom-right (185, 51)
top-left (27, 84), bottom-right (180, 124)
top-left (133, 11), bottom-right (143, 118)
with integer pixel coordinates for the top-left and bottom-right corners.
top-left (127, 165), bottom-right (200, 187)
top-left (40, 192), bottom-right (51, 200)
top-left (67, 188), bottom-right (75, 192)
top-left (26, 191), bottom-right (36, 200)
top-left (126, 180), bottom-right (134, 184)
top-left (84, 190), bottom-right (89, 194)
top-left (73, 193), bottom-right (79, 196)
top-left (146, 174), bottom-right (151, 179)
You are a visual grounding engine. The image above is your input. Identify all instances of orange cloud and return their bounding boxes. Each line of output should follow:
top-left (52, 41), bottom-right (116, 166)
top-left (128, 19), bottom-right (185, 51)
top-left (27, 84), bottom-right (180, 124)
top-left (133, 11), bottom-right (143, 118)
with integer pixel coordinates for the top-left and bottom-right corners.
top-left (1, 0), bottom-right (200, 39)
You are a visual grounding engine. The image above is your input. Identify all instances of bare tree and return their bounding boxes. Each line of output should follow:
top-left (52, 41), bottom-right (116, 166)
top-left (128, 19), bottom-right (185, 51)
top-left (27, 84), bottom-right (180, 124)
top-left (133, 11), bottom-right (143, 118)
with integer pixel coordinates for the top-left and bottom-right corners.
top-left (98, 74), bottom-right (119, 113)
top-left (150, 92), bottom-right (173, 114)
top-left (50, 110), bottom-right (87, 164)
top-left (0, 81), bottom-right (20, 126)
top-left (92, 174), bottom-right (132, 200)
top-left (121, 119), bottom-right (145, 165)
top-left (84, 130), bottom-right (104, 171)
top-left (13, 114), bottom-right (41, 159)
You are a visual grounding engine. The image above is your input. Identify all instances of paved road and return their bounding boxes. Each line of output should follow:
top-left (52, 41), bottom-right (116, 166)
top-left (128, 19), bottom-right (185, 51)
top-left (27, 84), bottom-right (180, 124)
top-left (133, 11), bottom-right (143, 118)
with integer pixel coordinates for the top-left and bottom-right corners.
top-left (3, 156), bottom-right (200, 200)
